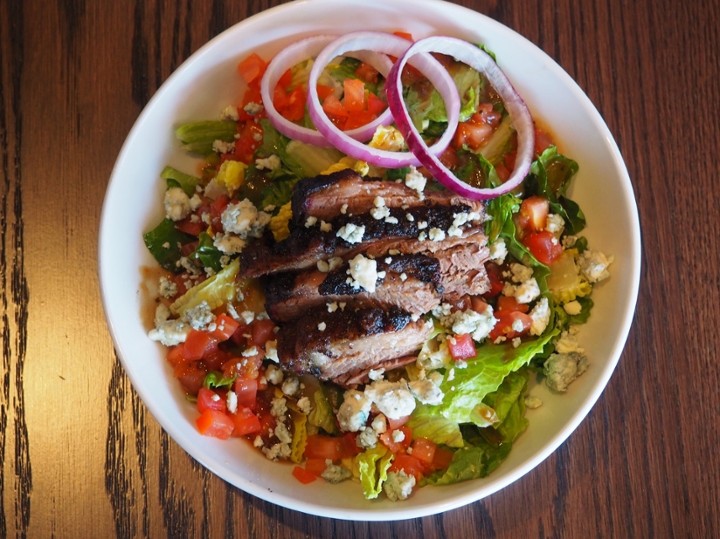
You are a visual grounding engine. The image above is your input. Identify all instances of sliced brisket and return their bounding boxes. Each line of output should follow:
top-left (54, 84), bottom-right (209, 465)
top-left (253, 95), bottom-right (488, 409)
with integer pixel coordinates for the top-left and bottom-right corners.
top-left (276, 306), bottom-right (433, 381)
top-left (291, 169), bottom-right (484, 225)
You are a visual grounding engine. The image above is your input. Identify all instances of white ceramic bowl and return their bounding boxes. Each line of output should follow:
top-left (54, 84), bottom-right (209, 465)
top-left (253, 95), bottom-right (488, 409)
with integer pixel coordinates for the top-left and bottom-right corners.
top-left (99, 0), bottom-right (641, 520)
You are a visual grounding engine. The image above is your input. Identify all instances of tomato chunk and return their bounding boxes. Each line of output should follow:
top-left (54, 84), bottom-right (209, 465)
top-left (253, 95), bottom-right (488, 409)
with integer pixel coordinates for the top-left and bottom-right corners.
top-left (233, 377), bottom-right (258, 408)
top-left (389, 453), bottom-right (424, 482)
top-left (523, 230), bottom-right (563, 265)
top-left (196, 409), bottom-right (234, 439)
top-left (292, 466), bottom-right (318, 484)
top-left (183, 330), bottom-right (216, 361)
top-left (231, 407), bottom-right (262, 437)
top-left (448, 333), bottom-right (476, 361)
top-left (305, 434), bottom-right (343, 460)
top-left (210, 314), bottom-right (240, 342)
top-left (517, 195), bottom-right (549, 233)
top-left (197, 387), bottom-right (227, 413)
top-left (489, 310), bottom-right (533, 341)
top-left (237, 52), bottom-right (267, 84)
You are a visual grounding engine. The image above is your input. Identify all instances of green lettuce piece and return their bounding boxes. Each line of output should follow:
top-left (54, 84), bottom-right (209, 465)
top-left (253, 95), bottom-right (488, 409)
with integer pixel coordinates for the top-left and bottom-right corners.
top-left (407, 411), bottom-right (464, 448)
top-left (161, 166), bottom-right (199, 196)
top-left (483, 370), bottom-right (529, 442)
top-left (175, 120), bottom-right (236, 156)
top-left (526, 146), bottom-right (585, 234)
top-left (202, 371), bottom-right (235, 390)
top-left (143, 218), bottom-right (196, 273)
top-left (169, 258), bottom-right (239, 316)
top-left (415, 329), bottom-right (559, 427)
top-left (355, 445), bottom-right (393, 499)
top-left (423, 442), bottom-right (511, 486)
top-left (479, 115), bottom-right (515, 166)
top-left (191, 232), bottom-right (224, 273)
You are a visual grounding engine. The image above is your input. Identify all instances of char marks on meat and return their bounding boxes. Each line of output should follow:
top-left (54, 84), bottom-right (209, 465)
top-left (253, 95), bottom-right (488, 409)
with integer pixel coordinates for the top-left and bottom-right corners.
top-left (241, 202), bottom-right (485, 277)
top-left (264, 254), bottom-right (443, 322)
top-left (291, 169), bottom-right (483, 225)
top-left (246, 170), bottom-right (491, 384)
top-left (277, 306), bottom-right (433, 381)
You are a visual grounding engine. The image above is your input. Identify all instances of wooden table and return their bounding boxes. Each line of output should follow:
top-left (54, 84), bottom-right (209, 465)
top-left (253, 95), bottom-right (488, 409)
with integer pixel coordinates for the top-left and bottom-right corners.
top-left (1, 0), bottom-right (718, 536)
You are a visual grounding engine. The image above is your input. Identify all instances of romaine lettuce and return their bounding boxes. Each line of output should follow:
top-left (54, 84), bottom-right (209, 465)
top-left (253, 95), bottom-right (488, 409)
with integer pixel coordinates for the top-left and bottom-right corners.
top-left (354, 445), bottom-right (393, 499)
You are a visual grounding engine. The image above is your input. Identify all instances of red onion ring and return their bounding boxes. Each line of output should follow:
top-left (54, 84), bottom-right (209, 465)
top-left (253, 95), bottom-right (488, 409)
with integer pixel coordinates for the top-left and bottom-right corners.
top-left (260, 35), bottom-right (395, 146)
top-left (306, 31), bottom-right (461, 168)
top-left (387, 36), bottom-right (535, 199)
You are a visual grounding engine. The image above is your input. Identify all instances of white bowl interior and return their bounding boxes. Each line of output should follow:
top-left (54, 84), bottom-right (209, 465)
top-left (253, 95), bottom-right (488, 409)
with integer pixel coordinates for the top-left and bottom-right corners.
top-left (99, 0), bottom-right (641, 520)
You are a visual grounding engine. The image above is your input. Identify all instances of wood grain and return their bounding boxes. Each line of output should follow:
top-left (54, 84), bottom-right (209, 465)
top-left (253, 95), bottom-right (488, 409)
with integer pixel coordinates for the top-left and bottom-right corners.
top-left (1, 0), bottom-right (718, 537)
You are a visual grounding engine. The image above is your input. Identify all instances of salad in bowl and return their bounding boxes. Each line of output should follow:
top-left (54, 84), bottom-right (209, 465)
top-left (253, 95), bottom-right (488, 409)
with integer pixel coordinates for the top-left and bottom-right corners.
top-left (100, 0), bottom-right (639, 520)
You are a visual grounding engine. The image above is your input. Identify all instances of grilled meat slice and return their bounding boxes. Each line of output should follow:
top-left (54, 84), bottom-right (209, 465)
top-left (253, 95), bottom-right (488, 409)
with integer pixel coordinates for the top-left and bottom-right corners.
top-left (264, 254), bottom-right (443, 322)
top-left (291, 169), bottom-right (484, 225)
top-left (435, 240), bottom-right (491, 299)
top-left (241, 202), bottom-right (485, 277)
top-left (277, 306), bottom-right (433, 381)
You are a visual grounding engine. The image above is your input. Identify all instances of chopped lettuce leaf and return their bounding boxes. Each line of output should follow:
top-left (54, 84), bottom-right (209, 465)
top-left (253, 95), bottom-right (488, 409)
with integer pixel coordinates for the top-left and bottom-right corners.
top-left (407, 410), bottom-right (464, 448)
top-left (143, 218), bottom-right (196, 273)
top-left (423, 442), bottom-right (511, 486)
top-left (170, 258), bottom-right (239, 316)
top-left (191, 232), bottom-right (224, 273)
top-left (161, 166), bottom-right (199, 196)
top-left (483, 370), bottom-right (529, 442)
top-left (202, 371), bottom-right (235, 390)
top-left (354, 445), bottom-right (393, 499)
top-left (415, 330), bottom-right (559, 427)
top-left (526, 146), bottom-right (585, 234)
top-left (175, 120), bottom-right (236, 156)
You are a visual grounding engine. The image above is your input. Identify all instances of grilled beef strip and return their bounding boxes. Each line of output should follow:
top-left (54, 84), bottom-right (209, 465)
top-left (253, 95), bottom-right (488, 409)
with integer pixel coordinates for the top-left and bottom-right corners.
top-left (276, 305), bottom-right (434, 381)
top-left (291, 169), bottom-right (484, 226)
top-left (264, 253), bottom-right (443, 322)
top-left (263, 241), bottom-right (491, 323)
top-left (241, 202), bottom-right (485, 277)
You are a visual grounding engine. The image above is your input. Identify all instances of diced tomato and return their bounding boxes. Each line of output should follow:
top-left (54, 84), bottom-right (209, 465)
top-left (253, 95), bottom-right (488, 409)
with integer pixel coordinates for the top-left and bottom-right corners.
top-left (233, 377), bottom-right (258, 408)
top-left (342, 78), bottom-right (366, 113)
top-left (166, 345), bottom-right (186, 367)
top-left (231, 406), bottom-right (262, 437)
top-left (380, 425), bottom-right (413, 454)
top-left (275, 86), bottom-right (306, 122)
top-left (322, 94), bottom-right (349, 127)
top-left (366, 92), bottom-right (386, 116)
top-left (489, 310), bottom-right (532, 341)
top-left (534, 125), bottom-right (554, 156)
top-left (222, 353), bottom-right (262, 381)
top-left (453, 107), bottom-right (501, 151)
top-left (175, 217), bottom-right (205, 237)
top-left (305, 434), bottom-right (343, 460)
top-left (201, 346), bottom-right (233, 372)
top-left (230, 322), bottom-right (250, 347)
top-left (484, 261), bottom-right (504, 298)
top-left (292, 465), bottom-right (318, 484)
top-left (251, 319), bottom-right (276, 347)
top-left (523, 230), bottom-right (563, 265)
top-left (410, 438), bottom-right (436, 467)
top-left (196, 409), bottom-right (235, 439)
top-left (209, 313), bottom-right (240, 342)
top-left (304, 457), bottom-right (328, 476)
top-left (231, 121), bottom-right (263, 164)
top-left (517, 195), bottom-right (549, 233)
top-left (182, 330), bottom-right (216, 362)
top-left (197, 387), bottom-right (227, 413)
top-left (355, 62), bottom-right (379, 84)
top-left (448, 333), bottom-right (476, 361)
top-left (431, 446), bottom-right (454, 471)
top-left (209, 194), bottom-right (230, 230)
top-left (496, 295), bottom-right (529, 314)
top-left (173, 363), bottom-right (206, 395)
top-left (343, 110), bottom-right (378, 130)
top-left (237, 53), bottom-right (267, 85)
top-left (389, 453), bottom-right (424, 482)
top-left (316, 84), bottom-right (335, 102)
top-left (339, 432), bottom-right (362, 458)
